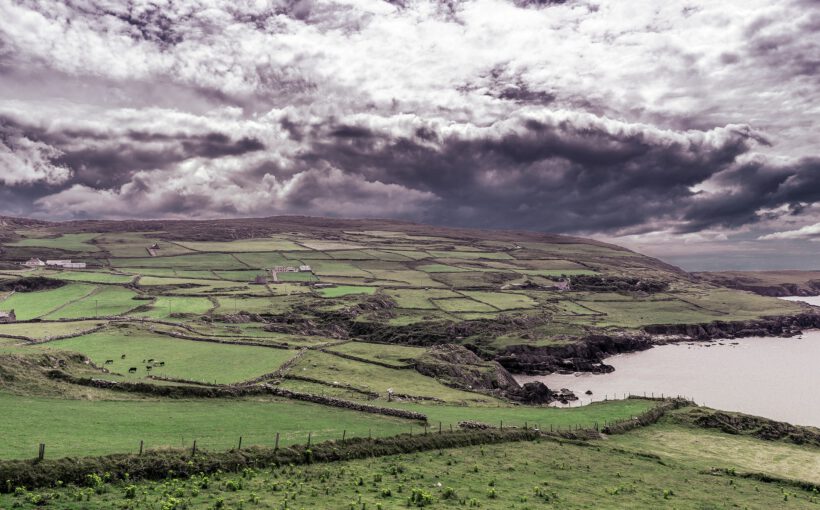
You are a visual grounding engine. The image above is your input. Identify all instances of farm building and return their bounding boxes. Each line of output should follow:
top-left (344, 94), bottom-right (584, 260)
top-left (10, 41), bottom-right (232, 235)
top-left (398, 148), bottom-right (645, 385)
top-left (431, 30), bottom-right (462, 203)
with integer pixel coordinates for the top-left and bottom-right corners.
top-left (274, 265), bottom-right (298, 273)
top-left (299, 265), bottom-right (312, 272)
top-left (63, 262), bottom-right (87, 269)
top-left (24, 258), bottom-right (45, 267)
top-left (46, 259), bottom-right (72, 266)
top-left (0, 310), bottom-right (16, 323)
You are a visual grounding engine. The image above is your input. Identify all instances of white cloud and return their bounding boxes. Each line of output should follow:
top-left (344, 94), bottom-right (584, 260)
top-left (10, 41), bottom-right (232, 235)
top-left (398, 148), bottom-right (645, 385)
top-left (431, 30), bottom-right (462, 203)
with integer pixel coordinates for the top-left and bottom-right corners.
top-left (759, 223), bottom-right (820, 241)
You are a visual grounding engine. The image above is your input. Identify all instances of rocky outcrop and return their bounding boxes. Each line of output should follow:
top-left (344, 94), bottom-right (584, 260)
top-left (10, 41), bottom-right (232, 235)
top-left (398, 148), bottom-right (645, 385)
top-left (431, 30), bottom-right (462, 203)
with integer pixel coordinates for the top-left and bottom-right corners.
top-left (416, 344), bottom-right (520, 394)
top-left (643, 312), bottom-right (820, 340)
top-left (495, 333), bottom-right (653, 375)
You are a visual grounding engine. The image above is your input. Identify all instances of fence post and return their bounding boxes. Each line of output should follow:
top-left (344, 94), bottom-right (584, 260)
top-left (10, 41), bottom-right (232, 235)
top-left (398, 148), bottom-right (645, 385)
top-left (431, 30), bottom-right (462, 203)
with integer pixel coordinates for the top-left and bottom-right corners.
top-left (307, 432), bottom-right (311, 447)
top-left (500, 420), bottom-right (503, 431)
top-left (274, 432), bottom-right (280, 451)
top-left (139, 440), bottom-right (144, 455)
top-left (38, 443), bottom-right (45, 461)
top-left (450, 424), bottom-right (453, 432)
top-left (192, 440), bottom-right (197, 456)
top-left (369, 429), bottom-right (371, 440)
top-left (524, 421), bottom-right (527, 430)
top-left (238, 436), bottom-right (242, 450)
top-left (342, 430), bottom-right (346, 443)
top-left (439, 422), bottom-right (442, 434)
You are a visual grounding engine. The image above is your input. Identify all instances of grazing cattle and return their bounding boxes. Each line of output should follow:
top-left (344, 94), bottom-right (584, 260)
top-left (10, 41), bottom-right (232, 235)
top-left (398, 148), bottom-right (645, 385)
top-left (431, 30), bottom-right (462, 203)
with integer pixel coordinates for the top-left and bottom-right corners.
top-left (147, 358), bottom-right (154, 363)
top-left (128, 367), bottom-right (137, 373)
top-left (146, 365), bottom-right (152, 371)
top-left (158, 361), bottom-right (165, 366)
top-left (104, 359), bottom-right (114, 365)
top-left (121, 354), bottom-right (126, 359)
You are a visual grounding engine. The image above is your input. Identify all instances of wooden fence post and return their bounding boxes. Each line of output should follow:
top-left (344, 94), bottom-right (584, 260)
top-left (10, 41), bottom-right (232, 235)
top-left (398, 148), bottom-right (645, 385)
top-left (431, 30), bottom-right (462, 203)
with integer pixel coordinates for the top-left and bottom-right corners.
top-left (342, 430), bottom-right (346, 443)
top-left (191, 440), bottom-right (197, 456)
top-left (238, 436), bottom-right (242, 450)
top-left (500, 420), bottom-right (503, 431)
top-left (368, 429), bottom-right (371, 440)
top-left (274, 432), bottom-right (280, 451)
top-left (439, 422), bottom-right (442, 434)
top-left (38, 443), bottom-right (45, 461)
top-left (307, 432), bottom-right (311, 447)
top-left (139, 440), bottom-right (144, 455)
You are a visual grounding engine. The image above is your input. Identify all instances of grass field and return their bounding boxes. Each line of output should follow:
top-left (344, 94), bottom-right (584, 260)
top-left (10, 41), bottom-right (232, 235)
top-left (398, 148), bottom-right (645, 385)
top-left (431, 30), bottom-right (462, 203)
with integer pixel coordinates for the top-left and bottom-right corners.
top-left (111, 254), bottom-right (249, 270)
top-left (7, 415), bottom-right (818, 509)
top-left (40, 270), bottom-right (135, 284)
top-left (0, 320), bottom-right (105, 341)
top-left (0, 392), bottom-right (417, 459)
top-left (6, 233), bottom-right (101, 252)
top-left (611, 420), bottom-right (820, 484)
top-left (0, 284), bottom-right (96, 320)
top-left (35, 329), bottom-right (296, 383)
top-left (44, 286), bottom-right (139, 319)
top-left (291, 351), bottom-right (496, 403)
top-left (326, 341), bottom-right (425, 367)
top-left (433, 297), bottom-right (497, 313)
top-left (461, 290), bottom-right (537, 310)
top-left (317, 285), bottom-right (376, 298)
top-left (130, 296), bottom-right (214, 320)
top-left (176, 239), bottom-right (304, 252)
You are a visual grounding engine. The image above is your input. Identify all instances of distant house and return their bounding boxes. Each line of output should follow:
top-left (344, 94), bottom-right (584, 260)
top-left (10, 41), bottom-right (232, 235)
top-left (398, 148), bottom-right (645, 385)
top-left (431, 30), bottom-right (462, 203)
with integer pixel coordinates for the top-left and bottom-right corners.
top-left (273, 265), bottom-right (287, 273)
top-left (0, 310), bottom-right (16, 323)
top-left (63, 262), bottom-right (86, 269)
top-left (46, 259), bottom-right (72, 267)
top-left (285, 266), bottom-right (297, 272)
top-left (24, 258), bottom-right (45, 267)
top-left (149, 243), bottom-right (160, 250)
top-left (554, 279), bottom-right (571, 291)
top-left (299, 265), bottom-right (312, 272)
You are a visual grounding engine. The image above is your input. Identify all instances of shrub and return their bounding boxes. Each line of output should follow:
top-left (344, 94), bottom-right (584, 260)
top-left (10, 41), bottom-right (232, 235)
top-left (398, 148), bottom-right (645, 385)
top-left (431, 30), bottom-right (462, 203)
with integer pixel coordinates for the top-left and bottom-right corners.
top-left (409, 488), bottom-right (433, 507)
top-left (442, 486), bottom-right (456, 499)
top-left (124, 484), bottom-right (137, 499)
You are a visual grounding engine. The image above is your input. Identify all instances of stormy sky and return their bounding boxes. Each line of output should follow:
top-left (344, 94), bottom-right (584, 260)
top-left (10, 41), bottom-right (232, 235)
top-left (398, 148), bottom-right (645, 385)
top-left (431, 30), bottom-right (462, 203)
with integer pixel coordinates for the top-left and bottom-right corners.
top-left (1, 0), bottom-right (819, 270)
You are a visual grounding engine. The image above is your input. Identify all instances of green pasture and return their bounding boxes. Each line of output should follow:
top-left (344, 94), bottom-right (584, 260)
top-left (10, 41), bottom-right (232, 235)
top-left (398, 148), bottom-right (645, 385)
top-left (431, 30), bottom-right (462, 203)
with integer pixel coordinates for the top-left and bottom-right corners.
top-left (316, 285), bottom-right (376, 297)
top-left (34, 329), bottom-right (296, 383)
top-left (461, 290), bottom-right (537, 310)
top-left (45, 270), bottom-right (135, 284)
top-left (290, 351), bottom-right (496, 403)
top-left (325, 341), bottom-right (426, 367)
top-left (15, 423), bottom-right (818, 509)
top-left (384, 288), bottom-right (461, 309)
top-left (433, 297), bottom-right (497, 313)
top-left (0, 284), bottom-right (96, 320)
top-left (129, 296), bottom-right (213, 320)
top-left (43, 286), bottom-right (139, 319)
top-left (0, 320), bottom-right (105, 342)
top-left (5, 233), bottom-right (101, 252)
top-left (176, 239), bottom-right (303, 252)
top-left (110, 254), bottom-right (249, 270)
top-left (0, 392), bottom-right (416, 459)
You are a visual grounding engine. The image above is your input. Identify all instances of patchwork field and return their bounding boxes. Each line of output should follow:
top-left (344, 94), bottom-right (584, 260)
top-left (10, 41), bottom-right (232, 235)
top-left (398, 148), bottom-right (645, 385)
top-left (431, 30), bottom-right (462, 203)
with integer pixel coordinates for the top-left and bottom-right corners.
top-left (0, 216), bottom-right (816, 508)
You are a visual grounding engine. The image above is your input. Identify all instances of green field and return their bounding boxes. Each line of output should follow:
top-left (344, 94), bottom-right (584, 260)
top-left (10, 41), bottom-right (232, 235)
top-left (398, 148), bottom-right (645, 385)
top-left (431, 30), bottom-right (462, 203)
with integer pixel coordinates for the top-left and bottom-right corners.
top-left (130, 296), bottom-right (214, 320)
top-left (6, 233), bottom-right (101, 252)
top-left (6, 415), bottom-right (819, 509)
top-left (317, 285), bottom-right (376, 297)
top-left (36, 329), bottom-right (296, 383)
top-left (290, 351), bottom-right (495, 403)
top-left (0, 320), bottom-right (105, 342)
top-left (0, 284), bottom-right (96, 320)
top-left (326, 341), bottom-right (426, 367)
top-left (176, 239), bottom-right (304, 252)
top-left (44, 286), bottom-right (139, 319)
top-left (0, 392), bottom-right (416, 459)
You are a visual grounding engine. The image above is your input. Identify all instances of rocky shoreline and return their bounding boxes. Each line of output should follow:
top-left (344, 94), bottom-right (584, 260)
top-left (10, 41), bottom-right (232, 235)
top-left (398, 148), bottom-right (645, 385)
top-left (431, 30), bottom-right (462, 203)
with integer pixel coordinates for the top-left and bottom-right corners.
top-left (495, 312), bottom-right (820, 376)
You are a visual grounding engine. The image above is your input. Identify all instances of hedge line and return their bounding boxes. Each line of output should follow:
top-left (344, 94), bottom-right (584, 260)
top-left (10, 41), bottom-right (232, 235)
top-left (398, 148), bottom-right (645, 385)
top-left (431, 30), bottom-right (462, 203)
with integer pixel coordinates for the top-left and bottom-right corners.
top-left (0, 429), bottom-right (541, 492)
top-left (601, 398), bottom-right (691, 435)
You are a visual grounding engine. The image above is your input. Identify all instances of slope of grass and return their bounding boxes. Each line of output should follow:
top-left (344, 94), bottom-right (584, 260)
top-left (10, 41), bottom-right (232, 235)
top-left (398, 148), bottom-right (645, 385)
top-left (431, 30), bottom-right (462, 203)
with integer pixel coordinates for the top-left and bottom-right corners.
top-left (34, 329), bottom-right (296, 383)
top-left (43, 286), bottom-right (139, 319)
top-left (5, 233), bottom-right (101, 252)
top-left (0, 284), bottom-right (96, 320)
top-left (0, 392), bottom-right (417, 459)
top-left (317, 285), bottom-right (376, 298)
top-left (129, 296), bottom-right (213, 320)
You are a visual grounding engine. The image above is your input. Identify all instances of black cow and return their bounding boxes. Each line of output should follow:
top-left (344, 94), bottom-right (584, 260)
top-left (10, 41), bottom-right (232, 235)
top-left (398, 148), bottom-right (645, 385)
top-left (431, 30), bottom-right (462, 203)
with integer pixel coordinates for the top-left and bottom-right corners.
top-left (121, 354), bottom-right (126, 359)
top-left (128, 367), bottom-right (137, 373)
top-left (104, 359), bottom-right (113, 365)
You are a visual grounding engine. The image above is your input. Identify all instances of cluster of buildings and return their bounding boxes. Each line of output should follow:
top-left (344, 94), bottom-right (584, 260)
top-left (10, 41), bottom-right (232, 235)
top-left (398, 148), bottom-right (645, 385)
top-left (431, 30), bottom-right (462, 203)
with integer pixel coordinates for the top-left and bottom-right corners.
top-left (272, 265), bottom-right (312, 273)
top-left (23, 258), bottom-right (87, 269)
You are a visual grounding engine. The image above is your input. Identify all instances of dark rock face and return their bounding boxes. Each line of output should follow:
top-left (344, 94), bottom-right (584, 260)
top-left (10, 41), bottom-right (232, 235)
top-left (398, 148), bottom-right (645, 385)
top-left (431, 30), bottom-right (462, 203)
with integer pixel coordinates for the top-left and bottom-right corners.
top-left (511, 381), bottom-right (553, 404)
top-left (643, 313), bottom-right (820, 340)
top-left (495, 333), bottom-right (653, 375)
top-left (415, 344), bottom-right (520, 394)
top-left (0, 277), bottom-right (65, 293)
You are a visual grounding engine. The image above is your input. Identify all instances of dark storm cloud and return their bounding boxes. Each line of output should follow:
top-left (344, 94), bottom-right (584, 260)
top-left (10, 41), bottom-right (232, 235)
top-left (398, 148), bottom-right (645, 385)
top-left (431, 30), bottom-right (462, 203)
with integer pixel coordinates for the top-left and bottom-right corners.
top-left (296, 115), bottom-right (760, 232)
top-left (682, 158), bottom-right (820, 231)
